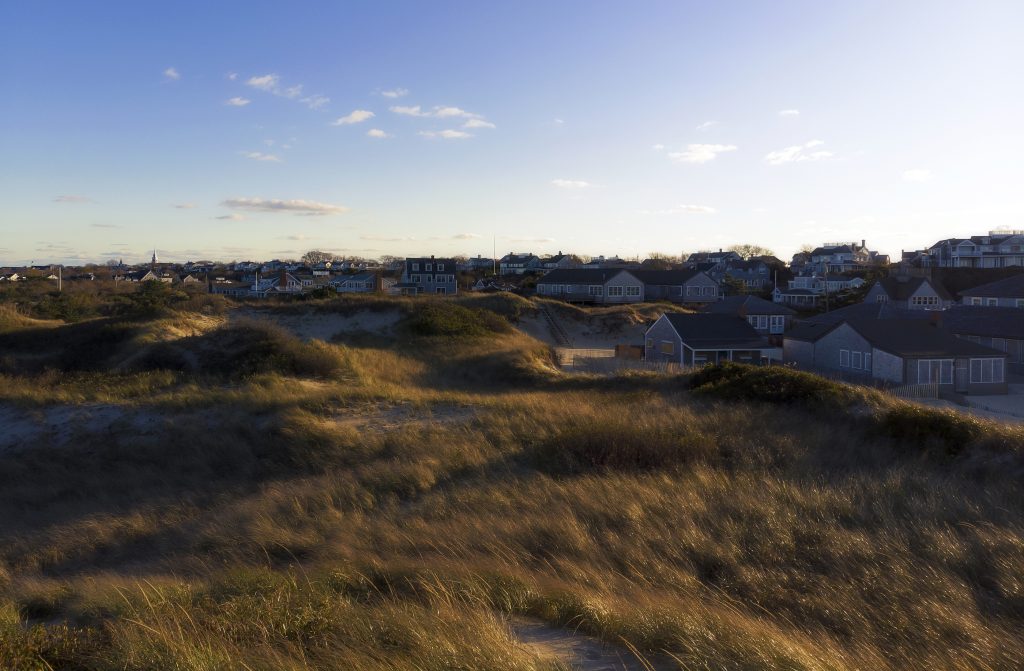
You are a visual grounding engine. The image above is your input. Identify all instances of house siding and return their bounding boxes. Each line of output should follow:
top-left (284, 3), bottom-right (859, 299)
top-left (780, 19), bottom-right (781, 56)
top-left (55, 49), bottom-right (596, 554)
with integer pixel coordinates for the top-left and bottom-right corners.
top-left (872, 349), bottom-right (904, 383)
top-left (810, 323), bottom-right (874, 378)
top-left (643, 316), bottom-right (682, 364)
top-left (783, 339), bottom-right (815, 368)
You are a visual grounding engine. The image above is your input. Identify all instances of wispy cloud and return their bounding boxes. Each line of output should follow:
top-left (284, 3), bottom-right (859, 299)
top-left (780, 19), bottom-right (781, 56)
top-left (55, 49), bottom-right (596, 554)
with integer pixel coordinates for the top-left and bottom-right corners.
top-left (451, 233), bottom-right (482, 240)
top-left (391, 105), bottom-right (483, 119)
top-left (226, 72), bottom-right (238, 81)
top-left (696, 120), bottom-right (718, 131)
top-left (215, 213), bottom-right (246, 221)
top-left (668, 144), bottom-right (737, 164)
top-left (551, 179), bottom-right (593, 189)
top-left (332, 109), bottom-right (375, 125)
top-left (245, 73), bottom-right (320, 106)
top-left (764, 140), bottom-right (832, 165)
top-left (366, 128), bottom-right (391, 138)
top-left (902, 168), bottom-right (932, 183)
top-left (652, 144), bottom-right (665, 151)
top-left (90, 223), bottom-right (121, 228)
top-left (163, 67), bottom-right (180, 81)
top-left (419, 129), bottom-right (471, 139)
top-left (381, 88), bottom-right (409, 98)
top-left (241, 151), bottom-right (281, 162)
top-left (225, 97), bottom-right (251, 107)
top-left (222, 197), bottom-right (349, 216)
top-left (172, 203), bottom-right (197, 209)
top-left (53, 195), bottom-right (93, 203)
top-left (778, 109), bottom-right (800, 117)
top-left (463, 118), bottom-right (495, 129)
top-left (640, 204), bottom-right (717, 215)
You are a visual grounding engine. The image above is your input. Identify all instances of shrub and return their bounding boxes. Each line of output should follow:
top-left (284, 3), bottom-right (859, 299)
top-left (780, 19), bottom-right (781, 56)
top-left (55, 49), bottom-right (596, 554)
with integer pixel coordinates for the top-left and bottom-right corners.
top-left (689, 362), bottom-right (861, 408)
top-left (195, 321), bottom-right (349, 378)
top-left (877, 405), bottom-right (985, 457)
top-left (403, 301), bottom-right (512, 338)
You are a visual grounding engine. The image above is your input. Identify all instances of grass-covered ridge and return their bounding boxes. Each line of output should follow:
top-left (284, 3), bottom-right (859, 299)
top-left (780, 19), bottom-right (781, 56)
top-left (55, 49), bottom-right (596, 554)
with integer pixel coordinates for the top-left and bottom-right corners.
top-left (0, 294), bottom-right (1022, 670)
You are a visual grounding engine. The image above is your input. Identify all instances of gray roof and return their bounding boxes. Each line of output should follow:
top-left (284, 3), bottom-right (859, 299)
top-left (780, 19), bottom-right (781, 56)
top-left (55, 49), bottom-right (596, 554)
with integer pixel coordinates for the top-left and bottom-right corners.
top-left (800, 302), bottom-right (929, 327)
top-left (874, 276), bottom-right (952, 301)
top-left (708, 295), bottom-right (796, 316)
top-left (537, 268), bottom-right (632, 284)
top-left (846, 319), bottom-right (1005, 358)
top-left (959, 273), bottom-right (1024, 298)
top-left (941, 305), bottom-right (1024, 339)
top-left (660, 313), bottom-right (767, 349)
top-left (629, 269), bottom-right (703, 285)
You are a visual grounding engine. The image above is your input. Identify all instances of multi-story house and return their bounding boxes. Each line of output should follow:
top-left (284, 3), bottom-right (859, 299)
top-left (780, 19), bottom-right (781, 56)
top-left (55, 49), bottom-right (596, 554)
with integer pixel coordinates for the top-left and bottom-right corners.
top-left (685, 249), bottom-right (742, 268)
top-left (863, 276), bottom-right (952, 311)
top-left (806, 241), bottom-right (888, 274)
top-left (924, 231), bottom-right (1024, 268)
top-left (400, 257), bottom-right (458, 295)
top-left (499, 253), bottom-right (541, 275)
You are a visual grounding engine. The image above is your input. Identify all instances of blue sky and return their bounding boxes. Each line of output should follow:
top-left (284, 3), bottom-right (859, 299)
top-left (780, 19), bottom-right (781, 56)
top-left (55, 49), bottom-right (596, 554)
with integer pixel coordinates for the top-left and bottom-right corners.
top-left (2, 1), bottom-right (1022, 264)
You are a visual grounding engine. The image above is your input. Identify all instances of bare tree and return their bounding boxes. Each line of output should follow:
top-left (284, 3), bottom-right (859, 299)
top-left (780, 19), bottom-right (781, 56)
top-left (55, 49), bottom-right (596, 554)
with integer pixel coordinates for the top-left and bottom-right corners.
top-left (729, 244), bottom-right (776, 260)
top-left (301, 250), bottom-right (334, 265)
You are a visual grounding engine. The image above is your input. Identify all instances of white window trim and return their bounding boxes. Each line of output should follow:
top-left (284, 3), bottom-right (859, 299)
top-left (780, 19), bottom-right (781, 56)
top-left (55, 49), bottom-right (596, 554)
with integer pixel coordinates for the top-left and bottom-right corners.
top-left (839, 349), bottom-right (850, 367)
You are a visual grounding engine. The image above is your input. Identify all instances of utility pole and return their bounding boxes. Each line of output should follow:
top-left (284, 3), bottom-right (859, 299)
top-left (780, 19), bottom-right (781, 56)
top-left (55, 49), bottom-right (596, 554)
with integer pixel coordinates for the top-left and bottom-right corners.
top-left (58, 265), bottom-right (62, 293)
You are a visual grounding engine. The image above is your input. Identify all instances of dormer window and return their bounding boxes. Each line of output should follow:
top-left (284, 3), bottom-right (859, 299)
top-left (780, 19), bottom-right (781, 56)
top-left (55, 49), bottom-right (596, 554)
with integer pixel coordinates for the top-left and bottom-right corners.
top-left (437, 263), bottom-right (444, 271)
top-left (426, 263), bottom-right (433, 271)
top-left (412, 263), bottom-right (420, 271)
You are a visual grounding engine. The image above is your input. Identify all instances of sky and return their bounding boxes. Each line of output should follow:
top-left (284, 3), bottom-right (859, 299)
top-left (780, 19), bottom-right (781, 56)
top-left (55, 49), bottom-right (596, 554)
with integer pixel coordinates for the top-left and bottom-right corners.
top-left (2, 0), bottom-right (1023, 265)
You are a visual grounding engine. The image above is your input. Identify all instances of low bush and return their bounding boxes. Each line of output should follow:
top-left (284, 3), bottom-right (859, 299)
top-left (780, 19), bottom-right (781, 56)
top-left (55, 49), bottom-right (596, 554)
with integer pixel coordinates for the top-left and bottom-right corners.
top-left (690, 362), bottom-right (864, 408)
top-left (403, 301), bottom-right (512, 338)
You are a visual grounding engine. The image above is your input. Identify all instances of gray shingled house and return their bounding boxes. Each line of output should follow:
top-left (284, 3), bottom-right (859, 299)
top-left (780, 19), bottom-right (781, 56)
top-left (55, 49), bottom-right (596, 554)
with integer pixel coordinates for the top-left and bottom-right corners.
top-left (644, 313), bottom-right (775, 366)
top-left (708, 295), bottom-right (796, 341)
top-left (863, 276), bottom-right (952, 310)
top-left (958, 274), bottom-right (1024, 307)
top-left (534, 268), bottom-right (644, 304)
top-left (784, 318), bottom-right (1008, 394)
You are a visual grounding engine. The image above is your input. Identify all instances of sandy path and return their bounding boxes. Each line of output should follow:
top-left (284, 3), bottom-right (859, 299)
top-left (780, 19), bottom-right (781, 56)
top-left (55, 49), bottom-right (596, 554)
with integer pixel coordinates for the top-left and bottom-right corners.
top-left (510, 616), bottom-right (674, 670)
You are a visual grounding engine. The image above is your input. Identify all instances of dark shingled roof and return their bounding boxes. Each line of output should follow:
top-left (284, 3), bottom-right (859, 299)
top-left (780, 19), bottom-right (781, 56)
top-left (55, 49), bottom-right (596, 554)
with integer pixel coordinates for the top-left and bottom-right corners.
top-left (874, 276), bottom-right (952, 301)
top-left (661, 314), bottom-right (767, 349)
top-left (959, 273), bottom-right (1024, 299)
top-left (537, 268), bottom-right (633, 284)
top-left (940, 305), bottom-right (1024, 339)
top-left (629, 269), bottom-right (703, 285)
top-left (800, 302), bottom-right (930, 327)
top-left (708, 295), bottom-right (796, 316)
top-left (846, 319), bottom-right (1005, 358)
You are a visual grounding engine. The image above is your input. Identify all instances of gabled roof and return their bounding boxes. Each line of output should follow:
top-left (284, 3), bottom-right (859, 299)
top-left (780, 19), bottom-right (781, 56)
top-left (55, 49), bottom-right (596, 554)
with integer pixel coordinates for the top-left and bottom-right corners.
top-left (658, 313), bottom-right (767, 349)
top-left (845, 319), bottom-right (1005, 358)
top-left (811, 245), bottom-right (853, 256)
top-left (800, 302), bottom-right (927, 327)
top-left (708, 295), bottom-right (796, 316)
top-left (629, 269), bottom-right (703, 285)
top-left (940, 305), bottom-right (1024, 339)
top-left (536, 268), bottom-right (632, 284)
top-left (959, 273), bottom-right (1024, 298)
top-left (873, 276), bottom-right (952, 301)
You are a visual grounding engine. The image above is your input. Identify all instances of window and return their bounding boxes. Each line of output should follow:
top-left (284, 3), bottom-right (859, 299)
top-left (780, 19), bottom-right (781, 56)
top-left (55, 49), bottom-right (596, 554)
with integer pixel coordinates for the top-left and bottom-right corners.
top-left (1017, 299), bottom-right (1024, 308)
top-left (992, 338), bottom-right (1007, 352)
top-left (911, 295), bottom-right (939, 307)
top-left (919, 359), bottom-right (953, 384)
top-left (747, 315), bottom-right (768, 330)
top-left (702, 286), bottom-right (716, 296)
top-left (425, 263), bottom-right (432, 271)
top-left (987, 298), bottom-right (998, 306)
top-left (852, 351), bottom-right (863, 369)
top-left (840, 350), bottom-right (850, 367)
top-left (412, 263), bottom-right (419, 271)
top-left (412, 275), bottom-right (420, 283)
top-left (686, 286), bottom-right (698, 296)
top-left (770, 315), bottom-right (785, 334)
top-left (626, 286), bottom-right (641, 297)
top-left (607, 285), bottom-right (624, 297)
top-left (970, 297), bottom-right (983, 306)
top-left (970, 358), bottom-right (1004, 383)
top-left (437, 263), bottom-right (444, 271)
top-left (659, 341), bottom-right (674, 355)
top-left (864, 353), bottom-right (872, 371)
top-left (646, 338), bottom-right (654, 348)
top-left (589, 285), bottom-right (603, 296)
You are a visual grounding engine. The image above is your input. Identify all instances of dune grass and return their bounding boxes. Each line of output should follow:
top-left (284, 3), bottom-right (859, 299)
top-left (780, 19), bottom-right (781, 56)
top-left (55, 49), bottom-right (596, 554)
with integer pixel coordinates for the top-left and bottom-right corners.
top-left (0, 297), bottom-right (1022, 669)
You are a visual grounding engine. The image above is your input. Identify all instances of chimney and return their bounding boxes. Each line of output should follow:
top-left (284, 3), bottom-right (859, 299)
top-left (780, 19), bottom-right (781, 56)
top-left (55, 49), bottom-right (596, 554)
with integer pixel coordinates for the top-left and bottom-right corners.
top-left (861, 239), bottom-right (866, 249)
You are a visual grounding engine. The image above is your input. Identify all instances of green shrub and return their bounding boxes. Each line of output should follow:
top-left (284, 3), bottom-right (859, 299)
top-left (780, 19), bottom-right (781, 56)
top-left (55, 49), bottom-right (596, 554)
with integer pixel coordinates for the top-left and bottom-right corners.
top-left (877, 405), bottom-right (984, 456)
top-left (689, 362), bottom-right (860, 408)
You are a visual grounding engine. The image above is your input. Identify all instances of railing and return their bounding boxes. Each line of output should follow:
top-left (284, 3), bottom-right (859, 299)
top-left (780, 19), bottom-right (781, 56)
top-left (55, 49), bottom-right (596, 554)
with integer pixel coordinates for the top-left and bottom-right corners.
top-left (883, 382), bottom-right (939, 400)
top-left (539, 304), bottom-right (572, 347)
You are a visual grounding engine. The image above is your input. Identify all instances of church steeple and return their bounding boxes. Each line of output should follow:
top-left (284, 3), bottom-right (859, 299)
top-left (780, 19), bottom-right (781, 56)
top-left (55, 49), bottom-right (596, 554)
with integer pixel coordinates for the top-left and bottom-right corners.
top-left (151, 249), bottom-right (158, 268)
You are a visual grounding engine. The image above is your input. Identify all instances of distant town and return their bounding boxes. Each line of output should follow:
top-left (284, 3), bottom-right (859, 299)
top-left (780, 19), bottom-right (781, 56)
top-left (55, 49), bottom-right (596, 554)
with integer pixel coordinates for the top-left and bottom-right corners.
top-left (3, 230), bottom-right (1022, 401)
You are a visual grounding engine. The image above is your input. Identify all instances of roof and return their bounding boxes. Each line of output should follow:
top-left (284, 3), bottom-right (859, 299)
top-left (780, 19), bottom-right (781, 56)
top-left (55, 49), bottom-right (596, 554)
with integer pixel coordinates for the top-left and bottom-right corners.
top-left (959, 273), bottom-right (1024, 298)
top-left (629, 269), bottom-right (703, 285)
top-left (800, 302), bottom-right (928, 327)
top-left (776, 288), bottom-right (818, 296)
top-left (536, 268), bottom-right (633, 284)
top-left (941, 305), bottom-right (1024, 339)
top-left (811, 245), bottom-right (853, 256)
top-left (658, 313), bottom-right (767, 349)
top-left (845, 319), bottom-right (1005, 358)
top-left (708, 295), bottom-right (796, 316)
top-left (874, 276), bottom-right (952, 301)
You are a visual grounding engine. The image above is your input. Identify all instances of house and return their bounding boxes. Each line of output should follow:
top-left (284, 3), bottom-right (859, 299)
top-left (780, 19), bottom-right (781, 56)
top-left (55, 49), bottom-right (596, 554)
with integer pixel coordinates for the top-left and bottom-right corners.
top-left (720, 259), bottom-right (773, 291)
top-left (864, 276), bottom-right (952, 310)
top-left (331, 272), bottom-right (392, 293)
top-left (540, 252), bottom-right (575, 270)
top-left (806, 241), bottom-right (888, 274)
top-left (784, 318), bottom-right (1008, 394)
top-left (772, 287), bottom-right (821, 308)
top-left (924, 231), bottom-right (1024, 268)
top-left (499, 253), bottom-right (541, 275)
top-left (209, 280), bottom-right (251, 297)
top-left (534, 269), bottom-right (643, 304)
top-left (463, 256), bottom-right (495, 271)
top-left (644, 313), bottom-right (775, 366)
top-left (940, 306), bottom-right (1024, 373)
top-left (708, 295), bottom-right (796, 340)
top-left (401, 257), bottom-right (458, 295)
top-left (685, 250), bottom-right (742, 268)
top-left (958, 274), bottom-right (1024, 308)
top-left (180, 274), bottom-right (203, 285)
top-left (630, 270), bottom-right (719, 304)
